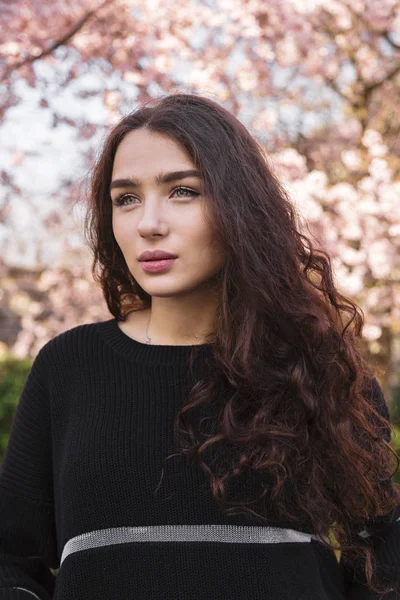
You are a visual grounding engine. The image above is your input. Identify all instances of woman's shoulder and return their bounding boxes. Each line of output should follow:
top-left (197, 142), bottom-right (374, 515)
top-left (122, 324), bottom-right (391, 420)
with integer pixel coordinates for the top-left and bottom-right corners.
top-left (37, 319), bottom-right (111, 361)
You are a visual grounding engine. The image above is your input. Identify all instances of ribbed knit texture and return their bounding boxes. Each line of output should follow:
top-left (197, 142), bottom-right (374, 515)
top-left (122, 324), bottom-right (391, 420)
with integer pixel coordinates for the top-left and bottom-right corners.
top-left (0, 318), bottom-right (399, 599)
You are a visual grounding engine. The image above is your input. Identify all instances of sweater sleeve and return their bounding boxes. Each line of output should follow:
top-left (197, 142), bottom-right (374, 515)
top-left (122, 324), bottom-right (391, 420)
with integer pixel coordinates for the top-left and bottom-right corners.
top-left (0, 346), bottom-right (59, 600)
top-left (341, 377), bottom-right (400, 599)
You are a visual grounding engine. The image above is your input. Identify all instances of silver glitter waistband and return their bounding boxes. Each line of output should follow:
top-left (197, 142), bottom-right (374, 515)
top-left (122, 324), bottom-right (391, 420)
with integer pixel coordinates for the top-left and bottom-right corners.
top-left (60, 524), bottom-right (326, 566)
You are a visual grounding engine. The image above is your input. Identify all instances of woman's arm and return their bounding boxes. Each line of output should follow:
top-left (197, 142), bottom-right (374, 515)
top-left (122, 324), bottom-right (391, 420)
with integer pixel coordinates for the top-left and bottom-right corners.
top-left (0, 346), bottom-right (59, 600)
top-left (341, 378), bottom-right (400, 599)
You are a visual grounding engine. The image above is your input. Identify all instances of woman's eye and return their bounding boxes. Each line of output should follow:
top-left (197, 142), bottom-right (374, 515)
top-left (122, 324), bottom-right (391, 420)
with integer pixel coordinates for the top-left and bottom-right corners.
top-left (114, 194), bottom-right (137, 207)
top-left (173, 186), bottom-right (199, 199)
top-left (113, 186), bottom-right (199, 207)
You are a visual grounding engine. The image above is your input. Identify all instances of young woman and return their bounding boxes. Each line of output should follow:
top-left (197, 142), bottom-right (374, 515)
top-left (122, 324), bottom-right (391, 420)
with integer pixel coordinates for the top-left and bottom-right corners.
top-left (0, 92), bottom-right (399, 600)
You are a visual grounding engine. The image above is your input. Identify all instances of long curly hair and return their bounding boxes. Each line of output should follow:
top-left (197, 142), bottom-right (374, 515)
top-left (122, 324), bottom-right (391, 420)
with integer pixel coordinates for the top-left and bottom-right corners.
top-left (84, 91), bottom-right (400, 596)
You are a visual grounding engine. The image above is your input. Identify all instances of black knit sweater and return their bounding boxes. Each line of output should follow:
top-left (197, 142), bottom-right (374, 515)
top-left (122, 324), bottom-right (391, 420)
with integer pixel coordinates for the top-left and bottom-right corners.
top-left (0, 319), bottom-right (399, 599)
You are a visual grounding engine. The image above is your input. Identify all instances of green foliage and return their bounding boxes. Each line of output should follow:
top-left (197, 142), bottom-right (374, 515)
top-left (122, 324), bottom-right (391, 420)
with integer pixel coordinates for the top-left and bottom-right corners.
top-left (0, 355), bottom-right (32, 463)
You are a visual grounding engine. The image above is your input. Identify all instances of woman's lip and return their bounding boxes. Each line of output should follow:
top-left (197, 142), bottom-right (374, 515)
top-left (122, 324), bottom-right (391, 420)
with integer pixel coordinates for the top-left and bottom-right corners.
top-left (140, 257), bottom-right (176, 261)
top-left (140, 258), bottom-right (177, 273)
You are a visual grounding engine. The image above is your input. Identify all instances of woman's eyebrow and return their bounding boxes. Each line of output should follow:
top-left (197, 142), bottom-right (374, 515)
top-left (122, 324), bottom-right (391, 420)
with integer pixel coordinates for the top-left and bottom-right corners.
top-left (110, 170), bottom-right (201, 191)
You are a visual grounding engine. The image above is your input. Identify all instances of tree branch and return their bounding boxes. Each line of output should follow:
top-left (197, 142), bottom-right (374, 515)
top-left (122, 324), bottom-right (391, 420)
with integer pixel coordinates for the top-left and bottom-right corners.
top-left (324, 78), bottom-right (351, 103)
top-left (365, 61), bottom-right (400, 101)
top-left (318, 7), bottom-right (400, 118)
top-left (2, 0), bottom-right (109, 81)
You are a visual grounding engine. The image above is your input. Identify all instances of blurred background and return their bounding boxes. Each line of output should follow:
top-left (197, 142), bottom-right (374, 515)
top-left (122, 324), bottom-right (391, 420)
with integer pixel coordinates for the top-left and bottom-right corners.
top-left (0, 0), bottom-right (399, 481)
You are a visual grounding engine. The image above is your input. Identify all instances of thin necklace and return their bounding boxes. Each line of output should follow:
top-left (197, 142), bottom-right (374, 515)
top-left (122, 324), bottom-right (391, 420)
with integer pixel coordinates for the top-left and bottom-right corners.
top-left (144, 311), bottom-right (151, 344)
top-left (145, 311), bottom-right (214, 345)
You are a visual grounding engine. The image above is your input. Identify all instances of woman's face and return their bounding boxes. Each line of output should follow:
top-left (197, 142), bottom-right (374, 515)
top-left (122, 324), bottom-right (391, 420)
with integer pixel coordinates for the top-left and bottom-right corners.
top-left (110, 128), bottom-right (226, 299)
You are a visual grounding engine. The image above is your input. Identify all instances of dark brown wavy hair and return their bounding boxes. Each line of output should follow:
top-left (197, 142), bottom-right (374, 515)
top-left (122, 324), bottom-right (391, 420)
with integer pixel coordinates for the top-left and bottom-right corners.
top-left (84, 91), bottom-right (400, 596)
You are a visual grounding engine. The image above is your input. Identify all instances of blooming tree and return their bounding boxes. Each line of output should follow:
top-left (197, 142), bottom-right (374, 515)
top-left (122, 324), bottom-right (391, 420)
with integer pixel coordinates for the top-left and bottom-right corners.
top-left (0, 0), bottom-right (399, 391)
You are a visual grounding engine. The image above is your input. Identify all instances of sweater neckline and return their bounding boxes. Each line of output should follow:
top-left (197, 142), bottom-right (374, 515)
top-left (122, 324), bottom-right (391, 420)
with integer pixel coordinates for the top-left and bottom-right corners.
top-left (96, 318), bottom-right (214, 366)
